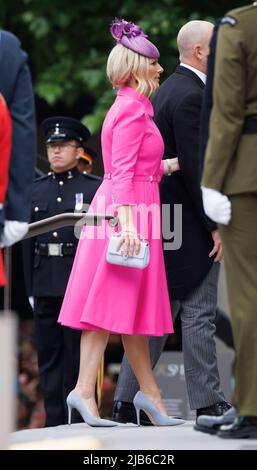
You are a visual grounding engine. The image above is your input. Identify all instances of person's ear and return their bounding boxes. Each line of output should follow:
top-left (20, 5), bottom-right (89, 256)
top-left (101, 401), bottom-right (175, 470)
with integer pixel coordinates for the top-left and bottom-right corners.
top-left (75, 147), bottom-right (84, 160)
top-left (130, 72), bottom-right (139, 84)
top-left (194, 44), bottom-right (202, 61)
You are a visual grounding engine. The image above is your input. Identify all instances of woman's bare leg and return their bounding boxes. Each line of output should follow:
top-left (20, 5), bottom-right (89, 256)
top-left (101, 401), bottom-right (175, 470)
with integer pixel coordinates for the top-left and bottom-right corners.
top-left (75, 329), bottom-right (110, 417)
top-left (121, 334), bottom-right (168, 416)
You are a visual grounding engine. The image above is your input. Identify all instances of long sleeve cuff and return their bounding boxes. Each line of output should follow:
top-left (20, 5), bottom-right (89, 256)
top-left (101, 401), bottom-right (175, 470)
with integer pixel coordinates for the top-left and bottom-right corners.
top-left (111, 180), bottom-right (136, 207)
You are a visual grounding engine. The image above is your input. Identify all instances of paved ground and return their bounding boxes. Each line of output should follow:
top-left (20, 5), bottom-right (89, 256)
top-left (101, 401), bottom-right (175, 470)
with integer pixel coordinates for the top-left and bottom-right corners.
top-left (9, 421), bottom-right (257, 450)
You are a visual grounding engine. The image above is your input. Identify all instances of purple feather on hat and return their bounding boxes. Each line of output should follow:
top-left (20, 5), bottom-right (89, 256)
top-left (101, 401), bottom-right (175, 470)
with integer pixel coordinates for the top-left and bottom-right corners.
top-left (110, 18), bottom-right (160, 59)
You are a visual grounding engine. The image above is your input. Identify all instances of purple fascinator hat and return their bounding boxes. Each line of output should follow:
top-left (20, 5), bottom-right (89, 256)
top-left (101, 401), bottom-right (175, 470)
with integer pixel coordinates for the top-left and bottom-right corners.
top-left (110, 18), bottom-right (160, 59)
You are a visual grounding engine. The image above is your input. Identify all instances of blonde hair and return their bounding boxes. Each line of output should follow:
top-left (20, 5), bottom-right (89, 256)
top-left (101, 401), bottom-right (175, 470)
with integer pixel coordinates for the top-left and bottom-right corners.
top-left (107, 44), bottom-right (156, 96)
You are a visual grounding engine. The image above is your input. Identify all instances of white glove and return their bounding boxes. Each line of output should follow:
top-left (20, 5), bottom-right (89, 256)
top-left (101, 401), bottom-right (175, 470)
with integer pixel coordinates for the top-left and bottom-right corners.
top-left (202, 187), bottom-right (232, 225)
top-left (1, 220), bottom-right (29, 247)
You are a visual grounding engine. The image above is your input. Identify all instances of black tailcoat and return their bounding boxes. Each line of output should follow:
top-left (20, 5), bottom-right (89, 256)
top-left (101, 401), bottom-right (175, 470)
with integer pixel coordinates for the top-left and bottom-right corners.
top-left (152, 65), bottom-right (216, 299)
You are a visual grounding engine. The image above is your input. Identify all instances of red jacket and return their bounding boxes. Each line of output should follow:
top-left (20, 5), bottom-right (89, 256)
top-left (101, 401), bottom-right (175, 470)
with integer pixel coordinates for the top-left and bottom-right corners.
top-left (0, 94), bottom-right (12, 285)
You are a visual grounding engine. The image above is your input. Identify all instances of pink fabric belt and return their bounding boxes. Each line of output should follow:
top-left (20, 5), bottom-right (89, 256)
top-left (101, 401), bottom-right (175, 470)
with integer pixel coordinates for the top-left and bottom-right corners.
top-left (104, 173), bottom-right (160, 183)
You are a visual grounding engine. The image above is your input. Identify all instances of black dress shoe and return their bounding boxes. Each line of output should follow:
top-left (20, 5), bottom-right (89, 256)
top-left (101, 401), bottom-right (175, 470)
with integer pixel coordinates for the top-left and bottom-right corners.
top-left (196, 401), bottom-right (231, 418)
top-left (194, 406), bottom-right (237, 435)
top-left (194, 401), bottom-right (232, 435)
top-left (112, 401), bottom-right (153, 426)
top-left (217, 416), bottom-right (257, 439)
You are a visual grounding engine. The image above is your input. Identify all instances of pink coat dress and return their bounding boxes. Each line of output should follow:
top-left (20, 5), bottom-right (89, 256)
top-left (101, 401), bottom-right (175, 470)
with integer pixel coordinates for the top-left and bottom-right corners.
top-left (58, 86), bottom-right (173, 336)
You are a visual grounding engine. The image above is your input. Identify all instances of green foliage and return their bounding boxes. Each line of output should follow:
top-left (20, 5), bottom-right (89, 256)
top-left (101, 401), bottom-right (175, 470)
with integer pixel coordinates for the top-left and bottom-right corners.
top-left (0, 0), bottom-right (250, 131)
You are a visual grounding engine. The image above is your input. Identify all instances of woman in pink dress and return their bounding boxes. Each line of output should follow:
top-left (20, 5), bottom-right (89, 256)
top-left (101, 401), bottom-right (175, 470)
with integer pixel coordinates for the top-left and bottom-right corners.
top-left (58, 19), bottom-right (183, 427)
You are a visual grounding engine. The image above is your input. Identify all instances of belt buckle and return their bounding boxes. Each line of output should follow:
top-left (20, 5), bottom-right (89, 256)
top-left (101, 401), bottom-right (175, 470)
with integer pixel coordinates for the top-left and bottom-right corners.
top-left (48, 243), bottom-right (62, 256)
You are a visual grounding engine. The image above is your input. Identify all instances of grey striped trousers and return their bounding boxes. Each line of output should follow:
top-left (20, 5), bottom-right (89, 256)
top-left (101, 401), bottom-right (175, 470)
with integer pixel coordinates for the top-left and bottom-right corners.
top-left (114, 262), bottom-right (225, 410)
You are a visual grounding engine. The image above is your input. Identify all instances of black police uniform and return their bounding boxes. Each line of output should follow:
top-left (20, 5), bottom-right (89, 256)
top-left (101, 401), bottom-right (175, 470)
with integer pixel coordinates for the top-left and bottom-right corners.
top-left (30, 117), bottom-right (102, 427)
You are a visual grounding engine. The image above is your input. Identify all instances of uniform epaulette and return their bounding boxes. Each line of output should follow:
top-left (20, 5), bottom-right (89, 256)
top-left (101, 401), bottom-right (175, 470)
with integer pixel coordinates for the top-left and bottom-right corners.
top-left (82, 172), bottom-right (102, 181)
top-left (220, 16), bottom-right (237, 27)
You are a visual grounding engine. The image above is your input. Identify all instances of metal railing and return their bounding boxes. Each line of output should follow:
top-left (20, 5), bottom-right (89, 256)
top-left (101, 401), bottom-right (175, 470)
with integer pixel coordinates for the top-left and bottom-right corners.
top-left (23, 212), bottom-right (119, 239)
top-left (3, 212), bottom-right (118, 310)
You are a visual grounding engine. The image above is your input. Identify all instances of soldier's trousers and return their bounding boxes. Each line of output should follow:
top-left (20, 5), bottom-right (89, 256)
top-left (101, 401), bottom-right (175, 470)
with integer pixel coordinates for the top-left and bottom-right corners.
top-left (220, 193), bottom-right (257, 416)
top-left (34, 296), bottom-right (81, 427)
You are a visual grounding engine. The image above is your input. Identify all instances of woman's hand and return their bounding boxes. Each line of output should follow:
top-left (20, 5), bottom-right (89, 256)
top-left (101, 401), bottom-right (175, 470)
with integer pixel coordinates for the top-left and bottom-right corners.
top-left (116, 230), bottom-right (141, 257)
top-left (164, 157), bottom-right (180, 175)
top-left (116, 205), bottom-right (140, 256)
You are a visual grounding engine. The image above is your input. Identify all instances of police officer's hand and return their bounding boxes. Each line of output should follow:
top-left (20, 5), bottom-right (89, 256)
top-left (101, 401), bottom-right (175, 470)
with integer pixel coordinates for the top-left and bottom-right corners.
top-left (202, 187), bottom-right (231, 225)
top-left (1, 220), bottom-right (28, 247)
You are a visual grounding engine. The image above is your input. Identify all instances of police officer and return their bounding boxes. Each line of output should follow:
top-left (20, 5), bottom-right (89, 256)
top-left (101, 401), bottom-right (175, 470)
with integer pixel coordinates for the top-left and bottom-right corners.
top-left (202, 3), bottom-right (257, 438)
top-left (30, 116), bottom-right (102, 427)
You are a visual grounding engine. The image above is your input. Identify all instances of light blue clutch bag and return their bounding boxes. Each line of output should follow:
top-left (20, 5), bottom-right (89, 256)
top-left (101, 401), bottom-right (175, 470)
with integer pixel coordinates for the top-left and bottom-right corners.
top-left (106, 235), bottom-right (150, 269)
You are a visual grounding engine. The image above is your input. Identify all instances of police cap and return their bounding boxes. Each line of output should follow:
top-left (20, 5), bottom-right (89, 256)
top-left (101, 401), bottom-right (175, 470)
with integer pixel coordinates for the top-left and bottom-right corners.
top-left (42, 116), bottom-right (91, 145)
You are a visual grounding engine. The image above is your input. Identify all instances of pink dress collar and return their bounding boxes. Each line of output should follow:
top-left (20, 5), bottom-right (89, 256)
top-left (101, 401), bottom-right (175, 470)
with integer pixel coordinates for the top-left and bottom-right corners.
top-left (117, 86), bottom-right (153, 116)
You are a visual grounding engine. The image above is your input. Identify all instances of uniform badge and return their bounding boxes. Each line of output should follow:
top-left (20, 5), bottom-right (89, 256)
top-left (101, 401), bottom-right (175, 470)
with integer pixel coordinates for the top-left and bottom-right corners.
top-left (53, 123), bottom-right (66, 139)
top-left (75, 193), bottom-right (84, 211)
top-left (54, 123), bottom-right (60, 135)
top-left (220, 16), bottom-right (237, 26)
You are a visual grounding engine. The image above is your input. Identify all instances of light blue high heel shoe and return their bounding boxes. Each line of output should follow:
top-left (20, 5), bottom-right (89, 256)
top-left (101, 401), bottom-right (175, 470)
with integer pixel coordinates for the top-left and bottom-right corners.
top-left (133, 391), bottom-right (185, 426)
top-left (67, 390), bottom-right (118, 427)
